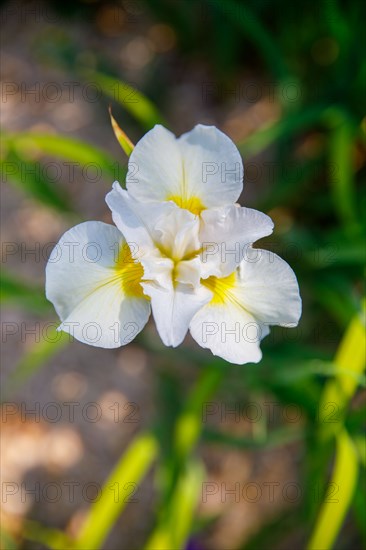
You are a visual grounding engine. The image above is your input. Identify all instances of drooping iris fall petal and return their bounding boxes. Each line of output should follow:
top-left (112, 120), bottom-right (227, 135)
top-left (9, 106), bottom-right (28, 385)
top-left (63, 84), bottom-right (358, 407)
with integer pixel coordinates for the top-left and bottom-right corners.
top-left (45, 221), bottom-right (150, 348)
top-left (189, 248), bottom-right (301, 364)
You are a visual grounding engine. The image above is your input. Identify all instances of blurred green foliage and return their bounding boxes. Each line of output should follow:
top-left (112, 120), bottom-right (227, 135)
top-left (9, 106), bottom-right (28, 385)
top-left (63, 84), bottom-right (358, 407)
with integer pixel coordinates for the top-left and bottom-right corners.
top-left (1, 0), bottom-right (365, 548)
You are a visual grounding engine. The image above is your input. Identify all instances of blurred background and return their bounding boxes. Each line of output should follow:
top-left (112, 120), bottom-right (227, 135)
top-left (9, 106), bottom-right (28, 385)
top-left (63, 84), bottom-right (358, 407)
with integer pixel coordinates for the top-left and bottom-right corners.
top-left (1, 0), bottom-right (365, 549)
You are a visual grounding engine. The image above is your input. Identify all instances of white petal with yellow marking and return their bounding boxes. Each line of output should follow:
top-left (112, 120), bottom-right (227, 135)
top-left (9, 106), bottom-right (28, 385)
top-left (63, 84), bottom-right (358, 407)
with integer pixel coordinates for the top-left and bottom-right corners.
top-left (45, 221), bottom-right (150, 348)
top-left (125, 124), bottom-right (243, 215)
top-left (126, 125), bottom-right (184, 203)
top-left (176, 124), bottom-right (243, 211)
top-left (190, 248), bottom-right (301, 363)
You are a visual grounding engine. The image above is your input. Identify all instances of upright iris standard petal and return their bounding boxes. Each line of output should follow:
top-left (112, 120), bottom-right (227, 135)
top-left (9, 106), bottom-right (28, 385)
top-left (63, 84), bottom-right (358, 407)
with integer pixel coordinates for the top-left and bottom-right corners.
top-left (176, 124), bottom-right (243, 210)
top-left (106, 182), bottom-right (203, 268)
top-left (189, 249), bottom-right (301, 365)
top-left (106, 181), bottom-right (177, 257)
top-left (199, 204), bottom-right (274, 277)
top-left (126, 124), bottom-right (243, 215)
top-left (45, 221), bottom-right (150, 348)
top-left (127, 125), bottom-right (183, 203)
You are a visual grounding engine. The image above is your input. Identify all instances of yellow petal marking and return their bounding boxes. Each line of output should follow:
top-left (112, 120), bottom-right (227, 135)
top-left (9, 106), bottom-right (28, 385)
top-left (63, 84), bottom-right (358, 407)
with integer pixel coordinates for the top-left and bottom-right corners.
top-left (167, 195), bottom-right (206, 216)
top-left (114, 244), bottom-right (145, 298)
top-left (201, 272), bottom-right (237, 305)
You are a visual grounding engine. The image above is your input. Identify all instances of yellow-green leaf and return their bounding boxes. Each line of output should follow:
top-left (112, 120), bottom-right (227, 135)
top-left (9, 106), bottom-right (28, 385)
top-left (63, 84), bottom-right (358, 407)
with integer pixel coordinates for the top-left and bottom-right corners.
top-left (81, 71), bottom-right (164, 130)
top-left (4, 327), bottom-right (70, 399)
top-left (109, 107), bottom-right (134, 156)
top-left (144, 459), bottom-right (204, 550)
top-left (75, 432), bottom-right (158, 550)
top-left (308, 307), bottom-right (365, 550)
top-left (307, 429), bottom-right (358, 550)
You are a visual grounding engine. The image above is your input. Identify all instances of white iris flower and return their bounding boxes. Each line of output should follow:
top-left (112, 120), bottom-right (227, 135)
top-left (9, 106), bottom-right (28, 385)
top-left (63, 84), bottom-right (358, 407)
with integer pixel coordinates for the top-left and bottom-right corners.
top-left (45, 124), bottom-right (301, 364)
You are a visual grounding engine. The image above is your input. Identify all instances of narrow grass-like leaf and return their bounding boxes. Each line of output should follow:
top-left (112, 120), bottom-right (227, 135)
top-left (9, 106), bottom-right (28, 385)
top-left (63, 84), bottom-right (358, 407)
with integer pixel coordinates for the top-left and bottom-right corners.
top-left (6, 133), bottom-right (122, 183)
top-left (353, 435), bottom-right (366, 468)
top-left (0, 527), bottom-right (18, 550)
top-left (174, 363), bottom-right (224, 460)
top-left (145, 459), bottom-right (204, 550)
top-left (307, 428), bottom-right (358, 550)
top-left (209, 0), bottom-right (289, 79)
top-left (147, 363), bottom-right (225, 549)
top-left (311, 281), bottom-right (358, 327)
top-left (24, 521), bottom-right (72, 550)
top-left (308, 309), bottom-right (365, 549)
top-left (329, 119), bottom-right (358, 229)
top-left (4, 327), bottom-right (70, 399)
top-left (318, 309), bottom-right (366, 433)
top-left (81, 71), bottom-right (164, 130)
top-left (1, 148), bottom-right (72, 212)
top-left (237, 104), bottom-right (327, 157)
top-left (109, 107), bottom-right (135, 156)
top-left (1, 271), bottom-right (51, 313)
top-left (274, 360), bottom-right (365, 387)
top-left (352, 471), bottom-right (366, 545)
top-left (319, 236), bottom-right (366, 266)
top-left (258, 158), bottom-right (321, 211)
top-left (75, 432), bottom-right (158, 550)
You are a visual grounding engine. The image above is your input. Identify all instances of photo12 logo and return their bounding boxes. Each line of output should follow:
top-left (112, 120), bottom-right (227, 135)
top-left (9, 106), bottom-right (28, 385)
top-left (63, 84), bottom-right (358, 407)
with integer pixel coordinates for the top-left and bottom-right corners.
top-left (1, 480), bottom-right (139, 504)
top-left (201, 481), bottom-right (340, 504)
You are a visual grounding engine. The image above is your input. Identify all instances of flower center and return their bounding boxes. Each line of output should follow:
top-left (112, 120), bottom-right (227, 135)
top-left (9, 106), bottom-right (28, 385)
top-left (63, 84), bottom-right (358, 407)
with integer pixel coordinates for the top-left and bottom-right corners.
top-left (114, 245), bottom-right (145, 298)
top-left (201, 272), bottom-right (237, 304)
top-left (167, 194), bottom-right (205, 216)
